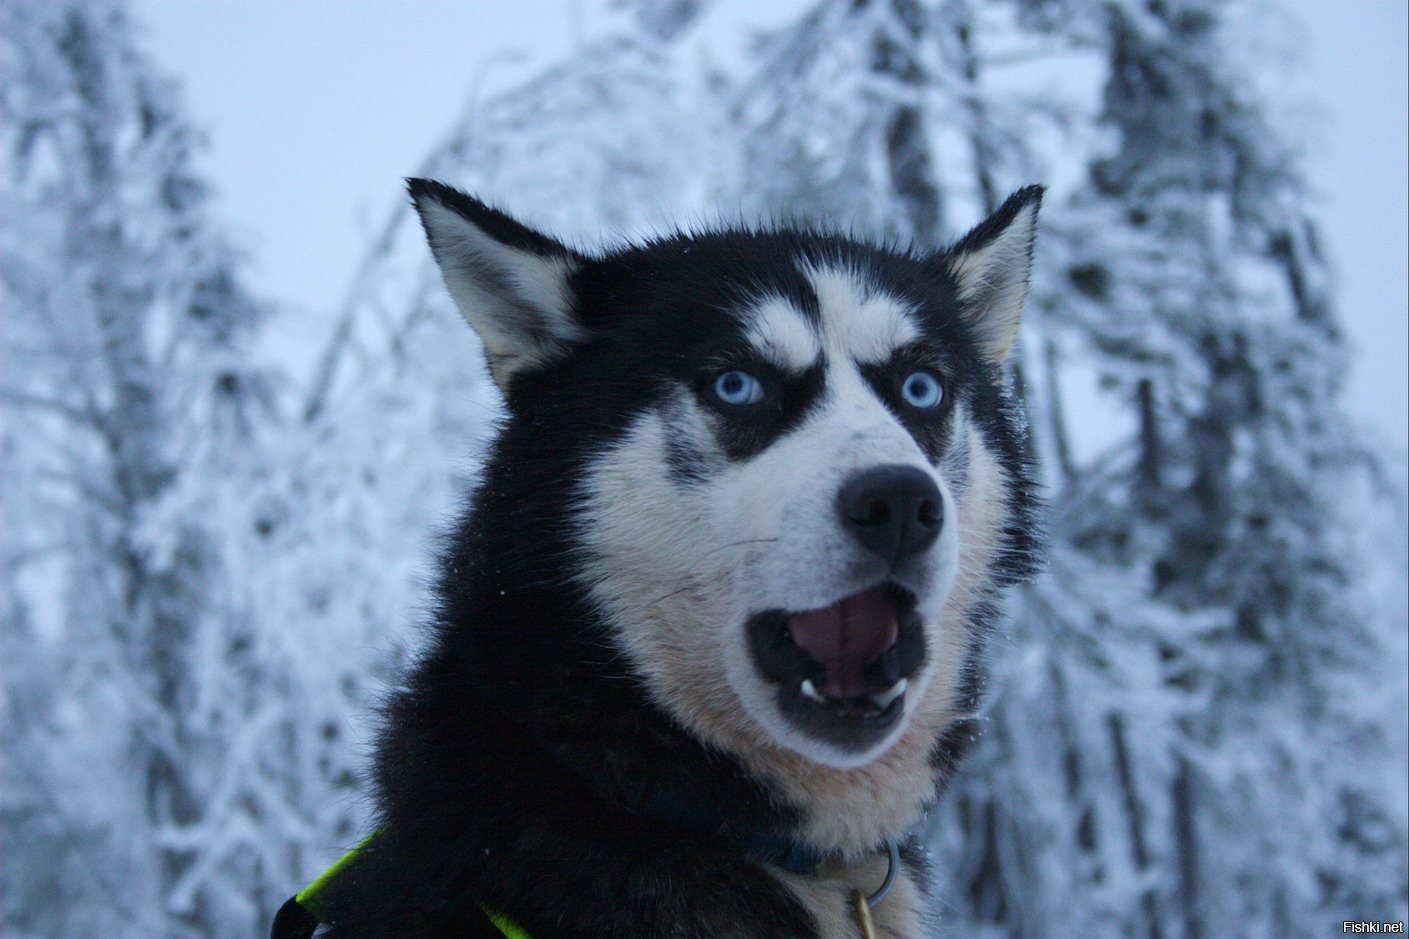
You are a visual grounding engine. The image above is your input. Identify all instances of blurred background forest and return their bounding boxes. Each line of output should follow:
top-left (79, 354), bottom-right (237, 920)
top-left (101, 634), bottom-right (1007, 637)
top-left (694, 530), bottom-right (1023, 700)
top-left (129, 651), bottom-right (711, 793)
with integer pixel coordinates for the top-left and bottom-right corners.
top-left (2, 0), bottom-right (1405, 935)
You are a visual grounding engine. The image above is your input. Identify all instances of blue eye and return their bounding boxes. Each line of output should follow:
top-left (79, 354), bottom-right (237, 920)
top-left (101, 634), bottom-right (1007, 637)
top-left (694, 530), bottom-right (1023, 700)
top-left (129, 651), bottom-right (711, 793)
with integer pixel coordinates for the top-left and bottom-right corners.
top-left (714, 370), bottom-right (764, 406)
top-left (901, 372), bottom-right (943, 408)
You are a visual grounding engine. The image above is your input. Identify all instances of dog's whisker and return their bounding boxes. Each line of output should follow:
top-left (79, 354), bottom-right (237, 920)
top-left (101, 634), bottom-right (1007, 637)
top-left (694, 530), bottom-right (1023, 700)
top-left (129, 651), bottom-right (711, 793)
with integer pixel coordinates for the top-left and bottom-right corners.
top-left (647, 583), bottom-right (697, 606)
top-left (703, 537), bottom-right (780, 557)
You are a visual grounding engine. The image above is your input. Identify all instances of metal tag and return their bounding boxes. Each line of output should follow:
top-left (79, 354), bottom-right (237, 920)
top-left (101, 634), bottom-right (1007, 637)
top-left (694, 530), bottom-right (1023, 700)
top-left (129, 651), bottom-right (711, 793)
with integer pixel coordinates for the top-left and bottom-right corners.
top-left (851, 887), bottom-right (877, 939)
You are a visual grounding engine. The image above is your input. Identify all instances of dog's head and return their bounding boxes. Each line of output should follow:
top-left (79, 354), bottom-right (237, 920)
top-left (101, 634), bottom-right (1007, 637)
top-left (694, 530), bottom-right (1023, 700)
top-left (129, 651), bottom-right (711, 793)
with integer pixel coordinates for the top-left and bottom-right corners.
top-left (411, 179), bottom-right (1040, 772)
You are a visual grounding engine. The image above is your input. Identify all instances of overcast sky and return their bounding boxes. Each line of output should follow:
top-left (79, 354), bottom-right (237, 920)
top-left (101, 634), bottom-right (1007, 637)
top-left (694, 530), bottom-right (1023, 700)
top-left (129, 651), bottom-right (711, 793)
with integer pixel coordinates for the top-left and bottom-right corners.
top-left (133, 0), bottom-right (1407, 453)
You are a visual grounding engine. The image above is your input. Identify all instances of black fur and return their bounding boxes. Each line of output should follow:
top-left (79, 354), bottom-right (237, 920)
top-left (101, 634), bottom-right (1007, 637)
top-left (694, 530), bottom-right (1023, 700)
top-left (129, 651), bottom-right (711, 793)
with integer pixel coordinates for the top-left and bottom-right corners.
top-left (304, 181), bottom-right (1043, 937)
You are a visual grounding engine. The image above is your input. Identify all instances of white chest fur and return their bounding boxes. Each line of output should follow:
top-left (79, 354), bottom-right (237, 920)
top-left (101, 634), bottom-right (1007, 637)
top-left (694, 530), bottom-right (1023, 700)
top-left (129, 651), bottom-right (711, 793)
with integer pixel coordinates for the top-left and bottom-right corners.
top-left (770, 853), bottom-right (929, 939)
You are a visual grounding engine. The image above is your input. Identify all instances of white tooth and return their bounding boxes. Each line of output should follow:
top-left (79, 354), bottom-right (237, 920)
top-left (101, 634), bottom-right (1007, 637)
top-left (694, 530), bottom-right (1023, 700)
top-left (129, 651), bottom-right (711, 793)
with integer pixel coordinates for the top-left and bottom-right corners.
top-left (800, 679), bottom-right (827, 703)
top-left (870, 678), bottom-right (908, 710)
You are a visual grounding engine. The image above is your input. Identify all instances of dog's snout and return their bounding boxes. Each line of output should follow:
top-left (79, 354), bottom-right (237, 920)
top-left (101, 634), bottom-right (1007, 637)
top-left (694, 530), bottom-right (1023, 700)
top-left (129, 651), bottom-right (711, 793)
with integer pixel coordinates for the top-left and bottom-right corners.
top-left (837, 465), bottom-right (943, 563)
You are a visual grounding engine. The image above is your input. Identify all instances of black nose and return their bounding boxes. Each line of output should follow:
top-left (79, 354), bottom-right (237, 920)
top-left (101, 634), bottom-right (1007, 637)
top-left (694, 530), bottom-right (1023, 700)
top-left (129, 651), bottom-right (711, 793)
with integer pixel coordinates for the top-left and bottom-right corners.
top-left (837, 465), bottom-right (943, 564)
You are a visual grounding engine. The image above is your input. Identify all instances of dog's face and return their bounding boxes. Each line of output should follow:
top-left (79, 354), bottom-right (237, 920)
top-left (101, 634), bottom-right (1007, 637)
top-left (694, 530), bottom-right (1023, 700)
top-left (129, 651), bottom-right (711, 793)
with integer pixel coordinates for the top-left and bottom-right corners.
top-left (412, 181), bottom-right (1039, 770)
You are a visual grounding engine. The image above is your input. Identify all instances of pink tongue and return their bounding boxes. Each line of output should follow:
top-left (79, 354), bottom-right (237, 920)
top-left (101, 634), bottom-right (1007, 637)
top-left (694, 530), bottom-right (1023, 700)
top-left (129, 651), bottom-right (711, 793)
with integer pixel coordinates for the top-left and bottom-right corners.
top-left (786, 586), bottom-right (898, 698)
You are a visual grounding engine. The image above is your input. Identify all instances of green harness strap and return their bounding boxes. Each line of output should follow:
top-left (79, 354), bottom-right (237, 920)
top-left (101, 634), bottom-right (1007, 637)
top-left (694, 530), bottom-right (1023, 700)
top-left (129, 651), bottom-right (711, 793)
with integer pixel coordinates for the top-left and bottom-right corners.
top-left (291, 832), bottom-right (375, 922)
top-left (480, 906), bottom-right (533, 939)
top-left (273, 832), bottom-right (531, 939)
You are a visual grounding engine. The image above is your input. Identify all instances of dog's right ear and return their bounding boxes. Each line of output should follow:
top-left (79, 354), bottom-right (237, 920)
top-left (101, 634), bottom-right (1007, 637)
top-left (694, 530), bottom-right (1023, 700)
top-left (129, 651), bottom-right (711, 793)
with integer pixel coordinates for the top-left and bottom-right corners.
top-left (408, 178), bottom-right (587, 390)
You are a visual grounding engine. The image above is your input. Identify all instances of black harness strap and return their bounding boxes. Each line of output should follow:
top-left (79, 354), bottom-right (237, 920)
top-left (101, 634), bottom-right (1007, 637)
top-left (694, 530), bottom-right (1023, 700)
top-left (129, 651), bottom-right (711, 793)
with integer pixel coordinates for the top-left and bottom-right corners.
top-left (270, 891), bottom-right (512, 939)
top-left (270, 895), bottom-right (319, 939)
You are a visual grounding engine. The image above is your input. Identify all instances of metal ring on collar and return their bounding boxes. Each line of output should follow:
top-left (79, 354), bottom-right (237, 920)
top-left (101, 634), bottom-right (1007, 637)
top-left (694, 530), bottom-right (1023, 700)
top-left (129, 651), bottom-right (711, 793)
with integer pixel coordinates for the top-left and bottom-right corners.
top-left (868, 841), bottom-right (900, 906)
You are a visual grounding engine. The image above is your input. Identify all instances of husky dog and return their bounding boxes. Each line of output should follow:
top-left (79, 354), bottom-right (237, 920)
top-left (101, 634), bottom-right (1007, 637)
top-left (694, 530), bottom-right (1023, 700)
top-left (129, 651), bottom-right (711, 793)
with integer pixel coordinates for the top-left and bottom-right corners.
top-left (290, 180), bottom-right (1042, 938)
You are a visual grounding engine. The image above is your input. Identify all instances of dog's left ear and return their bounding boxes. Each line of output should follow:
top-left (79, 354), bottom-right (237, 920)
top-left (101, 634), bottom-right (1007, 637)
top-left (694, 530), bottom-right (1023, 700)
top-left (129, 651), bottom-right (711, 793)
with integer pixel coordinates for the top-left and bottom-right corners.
top-left (408, 178), bottom-right (587, 390)
top-left (944, 185), bottom-right (1044, 364)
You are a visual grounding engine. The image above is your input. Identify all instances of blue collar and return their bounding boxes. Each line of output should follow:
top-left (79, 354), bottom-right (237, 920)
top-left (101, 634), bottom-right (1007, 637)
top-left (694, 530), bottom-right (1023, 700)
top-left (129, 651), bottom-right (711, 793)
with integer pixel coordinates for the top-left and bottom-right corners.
top-left (637, 783), bottom-right (830, 876)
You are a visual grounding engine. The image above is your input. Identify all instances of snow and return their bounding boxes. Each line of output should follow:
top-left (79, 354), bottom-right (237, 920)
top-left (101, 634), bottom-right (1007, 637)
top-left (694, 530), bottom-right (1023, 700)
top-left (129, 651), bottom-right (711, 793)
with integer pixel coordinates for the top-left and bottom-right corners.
top-left (3, 0), bottom-right (1405, 935)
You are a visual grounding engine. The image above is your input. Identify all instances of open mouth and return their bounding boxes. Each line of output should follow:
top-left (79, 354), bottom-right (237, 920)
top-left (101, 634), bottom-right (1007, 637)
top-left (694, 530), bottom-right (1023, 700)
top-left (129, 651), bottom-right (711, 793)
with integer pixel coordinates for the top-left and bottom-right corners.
top-left (746, 583), bottom-right (926, 751)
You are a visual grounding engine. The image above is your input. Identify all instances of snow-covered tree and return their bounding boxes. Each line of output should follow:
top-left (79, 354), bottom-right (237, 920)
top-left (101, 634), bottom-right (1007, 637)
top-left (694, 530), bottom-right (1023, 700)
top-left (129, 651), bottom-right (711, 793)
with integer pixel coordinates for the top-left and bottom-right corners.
top-left (0, 2), bottom-right (363, 933)
top-left (926, 1), bottom-right (1409, 935)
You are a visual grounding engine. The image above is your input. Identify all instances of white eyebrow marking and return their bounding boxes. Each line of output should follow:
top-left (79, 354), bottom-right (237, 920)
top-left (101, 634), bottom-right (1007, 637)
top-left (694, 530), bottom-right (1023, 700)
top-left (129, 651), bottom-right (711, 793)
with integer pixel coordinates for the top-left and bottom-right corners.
top-left (743, 295), bottom-right (823, 371)
top-left (804, 264), bottom-right (920, 363)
